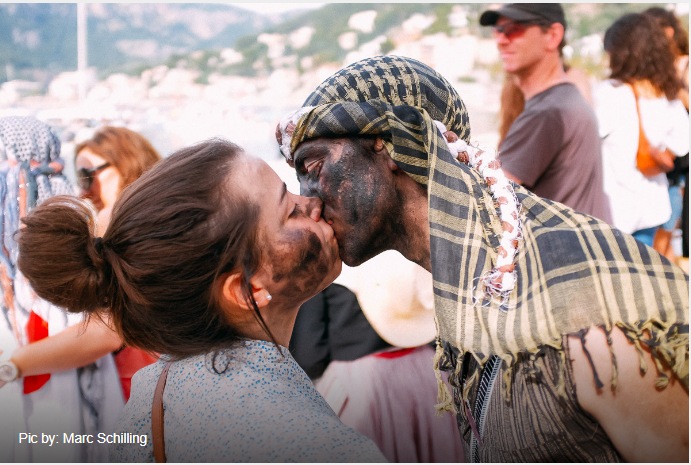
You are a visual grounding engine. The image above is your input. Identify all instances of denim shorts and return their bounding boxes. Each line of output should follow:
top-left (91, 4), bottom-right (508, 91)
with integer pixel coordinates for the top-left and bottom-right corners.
top-left (661, 185), bottom-right (684, 232)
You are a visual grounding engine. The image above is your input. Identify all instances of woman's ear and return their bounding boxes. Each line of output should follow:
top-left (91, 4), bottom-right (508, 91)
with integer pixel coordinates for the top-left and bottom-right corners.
top-left (220, 272), bottom-right (272, 310)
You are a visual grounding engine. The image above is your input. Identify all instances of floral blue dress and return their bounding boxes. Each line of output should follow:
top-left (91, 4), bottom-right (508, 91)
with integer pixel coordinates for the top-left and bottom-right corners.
top-left (110, 339), bottom-right (386, 462)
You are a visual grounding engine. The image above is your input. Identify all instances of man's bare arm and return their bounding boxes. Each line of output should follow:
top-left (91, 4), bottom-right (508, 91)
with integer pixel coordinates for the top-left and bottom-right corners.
top-left (567, 325), bottom-right (688, 462)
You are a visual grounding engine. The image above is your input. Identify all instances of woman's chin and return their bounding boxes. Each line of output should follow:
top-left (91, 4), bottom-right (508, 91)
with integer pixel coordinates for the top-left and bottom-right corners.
top-left (318, 259), bottom-right (343, 294)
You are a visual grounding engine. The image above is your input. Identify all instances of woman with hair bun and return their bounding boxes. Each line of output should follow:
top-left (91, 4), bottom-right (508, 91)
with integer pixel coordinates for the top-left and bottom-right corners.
top-left (18, 139), bottom-right (386, 463)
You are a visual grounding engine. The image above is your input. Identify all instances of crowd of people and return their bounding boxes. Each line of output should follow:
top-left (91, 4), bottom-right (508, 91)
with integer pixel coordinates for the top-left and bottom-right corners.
top-left (0, 3), bottom-right (688, 463)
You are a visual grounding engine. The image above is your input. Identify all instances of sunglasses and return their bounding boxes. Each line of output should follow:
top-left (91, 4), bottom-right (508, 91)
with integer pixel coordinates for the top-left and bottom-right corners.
top-left (77, 163), bottom-right (110, 191)
top-left (493, 21), bottom-right (531, 40)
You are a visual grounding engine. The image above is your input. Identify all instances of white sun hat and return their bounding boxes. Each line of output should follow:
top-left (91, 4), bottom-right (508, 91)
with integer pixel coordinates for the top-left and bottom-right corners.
top-left (334, 250), bottom-right (436, 348)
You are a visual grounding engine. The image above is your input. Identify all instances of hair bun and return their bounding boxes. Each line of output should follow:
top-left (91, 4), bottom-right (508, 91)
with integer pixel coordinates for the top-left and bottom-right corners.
top-left (17, 195), bottom-right (113, 315)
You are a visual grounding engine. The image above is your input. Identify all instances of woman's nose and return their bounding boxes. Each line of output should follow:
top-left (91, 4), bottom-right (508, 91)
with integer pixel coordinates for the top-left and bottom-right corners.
top-left (303, 196), bottom-right (323, 222)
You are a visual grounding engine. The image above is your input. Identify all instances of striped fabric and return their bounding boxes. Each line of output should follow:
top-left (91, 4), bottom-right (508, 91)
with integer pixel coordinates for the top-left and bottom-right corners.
top-left (458, 347), bottom-right (624, 462)
top-left (282, 56), bottom-right (689, 405)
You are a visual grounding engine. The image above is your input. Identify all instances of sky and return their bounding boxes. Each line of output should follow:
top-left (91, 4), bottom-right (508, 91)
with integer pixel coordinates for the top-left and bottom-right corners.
top-left (232, 3), bottom-right (325, 14)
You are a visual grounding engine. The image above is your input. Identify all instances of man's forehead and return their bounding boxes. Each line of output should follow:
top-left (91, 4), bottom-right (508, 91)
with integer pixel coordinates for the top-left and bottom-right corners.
top-left (295, 138), bottom-right (347, 157)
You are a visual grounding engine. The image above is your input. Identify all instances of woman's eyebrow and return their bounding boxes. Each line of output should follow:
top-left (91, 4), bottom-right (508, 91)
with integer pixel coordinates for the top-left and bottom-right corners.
top-left (280, 182), bottom-right (287, 203)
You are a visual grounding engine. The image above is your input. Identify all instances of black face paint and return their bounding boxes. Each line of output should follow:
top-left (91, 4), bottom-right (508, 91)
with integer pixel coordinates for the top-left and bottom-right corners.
top-left (270, 229), bottom-right (330, 304)
top-left (296, 138), bottom-right (406, 266)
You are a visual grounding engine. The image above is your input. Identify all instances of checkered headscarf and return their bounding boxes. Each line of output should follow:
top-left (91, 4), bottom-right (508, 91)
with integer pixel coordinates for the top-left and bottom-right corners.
top-left (277, 56), bottom-right (688, 406)
top-left (0, 116), bottom-right (72, 268)
top-left (0, 116), bottom-right (74, 351)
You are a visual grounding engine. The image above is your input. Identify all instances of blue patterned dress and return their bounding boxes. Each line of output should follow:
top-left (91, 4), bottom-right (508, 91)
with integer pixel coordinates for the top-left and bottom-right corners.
top-left (111, 339), bottom-right (386, 462)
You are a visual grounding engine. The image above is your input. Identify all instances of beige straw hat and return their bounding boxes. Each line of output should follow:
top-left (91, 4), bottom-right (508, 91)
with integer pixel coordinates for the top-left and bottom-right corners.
top-left (334, 250), bottom-right (436, 348)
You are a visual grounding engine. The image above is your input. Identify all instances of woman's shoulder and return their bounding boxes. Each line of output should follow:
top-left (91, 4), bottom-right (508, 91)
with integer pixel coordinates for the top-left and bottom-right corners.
top-left (115, 346), bottom-right (387, 462)
top-left (224, 398), bottom-right (386, 462)
top-left (144, 348), bottom-right (384, 461)
top-left (594, 79), bottom-right (633, 102)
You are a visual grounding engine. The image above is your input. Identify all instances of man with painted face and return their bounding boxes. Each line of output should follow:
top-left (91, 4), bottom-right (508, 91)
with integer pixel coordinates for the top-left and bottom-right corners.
top-left (276, 56), bottom-right (688, 462)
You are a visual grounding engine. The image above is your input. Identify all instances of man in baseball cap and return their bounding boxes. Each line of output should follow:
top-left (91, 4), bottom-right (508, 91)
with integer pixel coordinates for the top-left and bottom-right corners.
top-left (479, 3), bottom-right (566, 28)
top-left (480, 4), bottom-right (611, 224)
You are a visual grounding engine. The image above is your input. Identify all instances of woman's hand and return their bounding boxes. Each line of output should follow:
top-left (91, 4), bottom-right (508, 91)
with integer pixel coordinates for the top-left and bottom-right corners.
top-left (0, 350), bottom-right (9, 389)
top-left (648, 145), bottom-right (676, 173)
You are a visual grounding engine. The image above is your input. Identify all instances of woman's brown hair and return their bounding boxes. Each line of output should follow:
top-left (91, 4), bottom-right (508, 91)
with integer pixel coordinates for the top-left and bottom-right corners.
top-left (76, 126), bottom-right (161, 189)
top-left (643, 7), bottom-right (689, 56)
top-left (498, 75), bottom-right (525, 149)
top-left (18, 140), bottom-right (274, 359)
top-left (604, 13), bottom-right (682, 100)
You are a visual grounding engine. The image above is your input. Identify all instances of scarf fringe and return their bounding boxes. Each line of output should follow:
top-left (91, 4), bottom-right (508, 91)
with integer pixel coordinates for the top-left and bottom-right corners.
top-left (433, 339), bottom-right (457, 416)
top-left (434, 319), bottom-right (689, 410)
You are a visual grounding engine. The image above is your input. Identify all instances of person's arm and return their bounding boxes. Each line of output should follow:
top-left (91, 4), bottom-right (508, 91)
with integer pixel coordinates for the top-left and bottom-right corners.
top-left (502, 171), bottom-right (523, 185)
top-left (566, 67), bottom-right (594, 107)
top-left (0, 317), bottom-right (123, 388)
top-left (567, 325), bottom-right (688, 462)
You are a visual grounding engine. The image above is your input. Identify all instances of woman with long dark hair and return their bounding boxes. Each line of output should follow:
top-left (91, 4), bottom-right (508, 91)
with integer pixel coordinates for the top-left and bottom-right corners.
top-left (642, 7), bottom-right (689, 264)
top-left (594, 13), bottom-right (689, 247)
top-left (17, 140), bottom-right (385, 462)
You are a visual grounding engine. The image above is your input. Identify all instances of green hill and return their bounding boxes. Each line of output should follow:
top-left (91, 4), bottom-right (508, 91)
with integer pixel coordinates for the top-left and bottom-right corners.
top-left (0, 3), bottom-right (279, 81)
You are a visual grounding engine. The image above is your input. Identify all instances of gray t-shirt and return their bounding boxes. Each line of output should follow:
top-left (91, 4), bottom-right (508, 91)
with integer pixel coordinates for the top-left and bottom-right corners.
top-left (499, 82), bottom-right (611, 223)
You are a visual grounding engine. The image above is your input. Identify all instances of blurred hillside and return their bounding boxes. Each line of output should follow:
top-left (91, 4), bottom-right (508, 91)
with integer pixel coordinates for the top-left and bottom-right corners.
top-left (0, 3), bottom-right (687, 169)
top-left (3, 3), bottom-right (685, 84)
top-left (0, 3), bottom-right (304, 81)
top-left (164, 3), bottom-right (686, 81)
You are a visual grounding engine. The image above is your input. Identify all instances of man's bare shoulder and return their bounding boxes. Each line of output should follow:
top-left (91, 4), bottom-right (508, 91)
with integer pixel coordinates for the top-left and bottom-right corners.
top-left (567, 326), bottom-right (688, 462)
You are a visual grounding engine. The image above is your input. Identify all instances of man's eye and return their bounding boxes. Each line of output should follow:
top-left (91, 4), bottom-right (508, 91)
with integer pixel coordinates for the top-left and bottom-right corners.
top-left (305, 159), bottom-right (323, 177)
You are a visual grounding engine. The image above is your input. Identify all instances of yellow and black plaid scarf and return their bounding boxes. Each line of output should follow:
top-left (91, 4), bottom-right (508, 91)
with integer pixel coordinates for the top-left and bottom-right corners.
top-left (283, 56), bottom-right (689, 405)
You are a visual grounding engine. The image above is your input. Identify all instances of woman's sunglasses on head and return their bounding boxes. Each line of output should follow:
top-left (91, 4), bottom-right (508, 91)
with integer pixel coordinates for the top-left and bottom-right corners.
top-left (77, 163), bottom-right (110, 191)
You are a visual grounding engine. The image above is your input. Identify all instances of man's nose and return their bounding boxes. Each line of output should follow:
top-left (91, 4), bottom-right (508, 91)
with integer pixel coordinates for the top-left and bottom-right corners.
top-left (299, 177), bottom-right (318, 197)
top-left (495, 31), bottom-right (510, 45)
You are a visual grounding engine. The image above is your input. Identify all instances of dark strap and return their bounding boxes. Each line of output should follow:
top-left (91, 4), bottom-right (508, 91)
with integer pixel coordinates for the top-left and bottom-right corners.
top-left (152, 361), bottom-right (174, 463)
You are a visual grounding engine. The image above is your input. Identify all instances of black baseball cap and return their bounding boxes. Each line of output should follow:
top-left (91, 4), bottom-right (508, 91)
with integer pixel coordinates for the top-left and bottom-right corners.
top-left (480, 3), bottom-right (566, 29)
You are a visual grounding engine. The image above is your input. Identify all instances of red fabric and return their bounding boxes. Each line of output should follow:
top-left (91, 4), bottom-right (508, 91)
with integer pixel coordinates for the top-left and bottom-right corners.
top-left (114, 347), bottom-right (159, 401)
top-left (372, 347), bottom-right (416, 359)
top-left (23, 311), bottom-right (50, 394)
